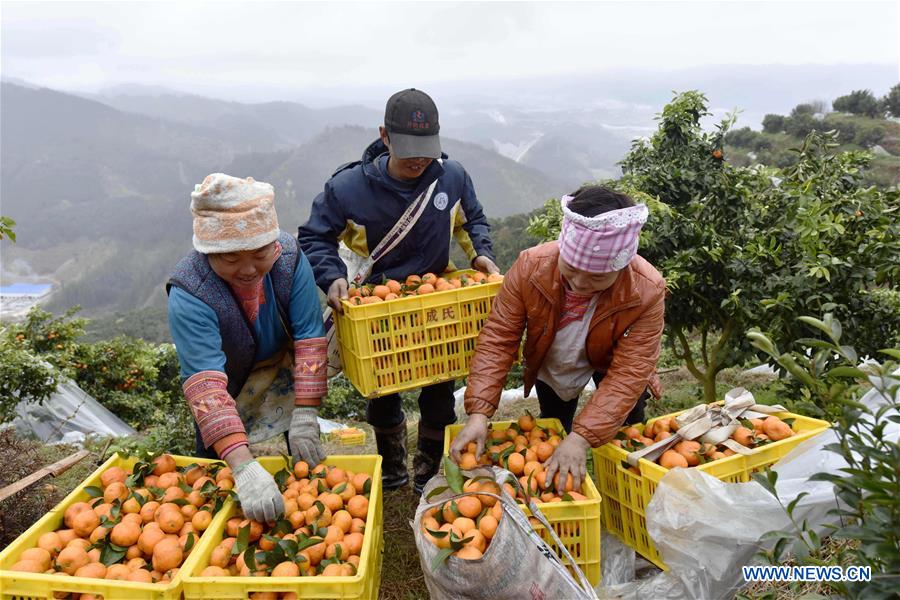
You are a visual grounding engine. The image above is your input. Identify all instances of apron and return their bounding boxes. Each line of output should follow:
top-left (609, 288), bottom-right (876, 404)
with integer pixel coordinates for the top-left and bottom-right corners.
top-left (233, 346), bottom-right (296, 443)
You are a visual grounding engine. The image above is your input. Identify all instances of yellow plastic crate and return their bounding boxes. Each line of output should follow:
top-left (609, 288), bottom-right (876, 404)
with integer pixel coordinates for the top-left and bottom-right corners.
top-left (328, 428), bottom-right (367, 447)
top-left (183, 455), bottom-right (383, 599)
top-left (444, 418), bottom-right (602, 586)
top-left (335, 270), bottom-right (502, 398)
top-left (0, 453), bottom-right (230, 600)
top-left (593, 409), bottom-right (831, 569)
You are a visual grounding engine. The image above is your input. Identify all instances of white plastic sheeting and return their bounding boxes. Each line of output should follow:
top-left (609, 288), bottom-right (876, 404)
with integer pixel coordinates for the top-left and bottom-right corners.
top-left (595, 375), bottom-right (898, 599)
top-left (11, 377), bottom-right (135, 444)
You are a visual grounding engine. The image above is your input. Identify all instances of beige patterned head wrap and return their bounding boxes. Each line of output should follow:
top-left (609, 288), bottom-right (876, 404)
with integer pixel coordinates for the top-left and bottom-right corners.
top-left (190, 173), bottom-right (280, 254)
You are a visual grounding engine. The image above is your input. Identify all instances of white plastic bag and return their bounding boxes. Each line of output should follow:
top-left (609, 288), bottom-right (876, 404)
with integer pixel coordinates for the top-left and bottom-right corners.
top-left (413, 466), bottom-right (597, 600)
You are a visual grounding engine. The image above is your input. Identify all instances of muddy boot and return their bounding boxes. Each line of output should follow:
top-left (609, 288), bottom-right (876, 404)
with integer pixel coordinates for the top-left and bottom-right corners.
top-left (413, 426), bottom-right (445, 495)
top-left (374, 420), bottom-right (409, 490)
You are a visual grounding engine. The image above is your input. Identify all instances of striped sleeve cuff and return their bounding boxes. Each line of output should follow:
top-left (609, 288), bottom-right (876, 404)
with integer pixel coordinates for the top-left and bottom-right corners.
top-left (183, 370), bottom-right (247, 449)
top-left (294, 337), bottom-right (327, 406)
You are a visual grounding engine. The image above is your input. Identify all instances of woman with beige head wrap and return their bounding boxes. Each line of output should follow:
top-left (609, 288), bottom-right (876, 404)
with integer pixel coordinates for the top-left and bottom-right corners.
top-left (167, 173), bottom-right (327, 524)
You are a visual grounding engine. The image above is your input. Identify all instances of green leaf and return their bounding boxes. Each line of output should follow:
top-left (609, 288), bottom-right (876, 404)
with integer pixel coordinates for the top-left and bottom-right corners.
top-left (296, 536), bottom-right (324, 552)
top-left (425, 485), bottom-right (450, 501)
top-left (99, 542), bottom-right (128, 566)
top-left (270, 519), bottom-right (293, 537)
top-left (274, 468), bottom-right (290, 490)
top-left (878, 348), bottom-right (900, 360)
top-left (752, 470), bottom-right (779, 498)
top-left (363, 478), bottom-right (372, 495)
top-left (426, 527), bottom-right (449, 538)
top-left (827, 366), bottom-right (868, 379)
top-left (83, 486), bottom-right (103, 498)
top-left (243, 546), bottom-right (257, 571)
top-left (431, 547), bottom-right (455, 571)
top-left (233, 523), bottom-right (251, 555)
top-left (184, 532), bottom-right (195, 553)
top-left (443, 455), bottom-right (464, 493)
top-left (333, 483), bottom-right (347, 495)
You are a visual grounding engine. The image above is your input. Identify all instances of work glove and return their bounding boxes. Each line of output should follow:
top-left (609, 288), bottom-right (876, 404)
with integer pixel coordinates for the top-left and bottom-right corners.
top-left (289, 406), bottom-right (326, 467)
top-left (232, 459), bottom-right (285, 523)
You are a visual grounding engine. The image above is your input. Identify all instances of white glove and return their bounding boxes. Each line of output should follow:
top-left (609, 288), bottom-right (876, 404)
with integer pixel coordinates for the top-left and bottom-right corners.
top-left (233, 459), bottom-right (284, 523)
top-left (289, 406), bottom-right (326, 467)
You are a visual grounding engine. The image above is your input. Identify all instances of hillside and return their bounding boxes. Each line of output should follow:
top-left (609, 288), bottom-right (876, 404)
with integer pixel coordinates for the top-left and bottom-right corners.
top-left (0, 83), bottom-right (565, 322)
top-left (724, 110), bottom-right (900, 187)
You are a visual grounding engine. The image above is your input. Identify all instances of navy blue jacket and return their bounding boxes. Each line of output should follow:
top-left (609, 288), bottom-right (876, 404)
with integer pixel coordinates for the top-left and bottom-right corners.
top-left (298, 139), bottom-right (494, 292)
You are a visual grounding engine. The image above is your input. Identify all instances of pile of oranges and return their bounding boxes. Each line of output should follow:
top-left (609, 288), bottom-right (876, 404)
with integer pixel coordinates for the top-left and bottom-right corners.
top-left (346, 271), bottom-right (502, 305)
top-left (8, 454), bottom-right (231, 593)
top-left (453, 415), bottom-right (589, 503)
top-left (421, 472), bottom-right (504, 562)
top-left (196, 460), bottom-right (372, 583)
top-left (613, 414), bottom-right (797, 470)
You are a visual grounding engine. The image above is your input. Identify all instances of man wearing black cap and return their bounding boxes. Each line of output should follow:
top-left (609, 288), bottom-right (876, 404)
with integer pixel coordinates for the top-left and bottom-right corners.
top-left (299, 88), bottom-right (498, 494)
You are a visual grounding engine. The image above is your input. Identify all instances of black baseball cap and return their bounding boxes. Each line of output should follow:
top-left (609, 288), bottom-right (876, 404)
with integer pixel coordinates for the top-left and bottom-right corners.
top-left (384, 88), bottom-right (442, 159)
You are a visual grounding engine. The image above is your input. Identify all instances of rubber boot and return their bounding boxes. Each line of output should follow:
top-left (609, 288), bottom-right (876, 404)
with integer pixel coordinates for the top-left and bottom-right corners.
top-left (413, 425), bottom-right (445, 495)
top-left (373, 420), bottom-right (409, 490)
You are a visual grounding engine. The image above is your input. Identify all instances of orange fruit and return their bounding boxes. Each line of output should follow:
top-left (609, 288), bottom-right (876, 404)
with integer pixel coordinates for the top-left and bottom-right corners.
top-left (152, 538), bottom-right (183, 572)
top-left (372, 285), bottom-right (390, 299)
top-left (56, 547), bottom-right (90, 575)
top-left (157, 472), bottom-right (181, 489)
top-left (110, 521), bottom-right (142, 547)
top-left (20, 547), bottom-right (52, 571)
top-left (10, 560), bottom-right (43, 573)
top-left (347, 495), bottom-right (369, 519)
top-left (332, 510), bottom-right (353, 534)
top-left (453, 517), bottom-right (476, 534)
top-left (523, 460), bottom-right (542, 477)
top-left (238, 519), bottom-right (263, 542)
top-left (64, 502), bottom-right (91, 529)
top-left (456, 545), bottom-right (483, 560)
top-left (319, 492), bottom-right (343, 513)
top-left (535, 442), bottom-right (554, 462)
top-left (157, 510), bottom-right (184, 534)
top-left (517, 414), bottom-right (536, 432)
top-left (105, 563), bottom-right (131, 580)
top-left (343, 531), bottom-right (364, 555)
top-left (103, 481), bottom-right (128, 504)
top-left (762, 417), bottom-right (794, 441)
top-left (507, 453), bottom-right (525, 475)
top-left (458, 453), bottom-right (478, 470)
top-left (416, 283), bottom-right (435, 295)
top-left (405, 274), bottom-right (421, 286)
top-left (74, 562), bottom-right (107, 579)
top-left (72, 509), bottom-right (100, 538)
top-left (478, 514), bottom-right (498, 539)
top-left (140, 501), bottom-right (161, 524)
top-left (138, 526), bottom-right (167, 555)
top-left (192, 510), bottom-right (213, 532)
top-left (659, 450), bottom-right (689, 469)
top-left (456, 496), bottom-right (481, 519)
top-left (732, 426), bottom-right (754, 447)
top-left (152, 454), bottom-right (177, 476)
top-left (37, 531), bottom-right (63, 556)
top-left (271, 561), bottom-right (300, 577)
top-left (350, 518), bottom-right (366, 534)
top-left (100, 466), bottom-right (127, 488)
top-left (126, 569), bottom-right (154, 583)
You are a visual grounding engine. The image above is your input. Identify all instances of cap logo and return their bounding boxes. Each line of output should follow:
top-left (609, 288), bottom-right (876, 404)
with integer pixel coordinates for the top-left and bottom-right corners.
top-left (408, 109), bottom-right (431, 130)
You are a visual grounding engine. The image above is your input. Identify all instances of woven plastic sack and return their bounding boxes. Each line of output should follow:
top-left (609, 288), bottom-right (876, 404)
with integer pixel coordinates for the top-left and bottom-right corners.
top-left (413, 465), bottom-right (597, 600)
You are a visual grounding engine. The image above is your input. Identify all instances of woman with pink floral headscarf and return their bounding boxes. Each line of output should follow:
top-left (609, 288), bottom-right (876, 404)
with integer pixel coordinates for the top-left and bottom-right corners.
top-left (450, 186), bottom-right (666, 491)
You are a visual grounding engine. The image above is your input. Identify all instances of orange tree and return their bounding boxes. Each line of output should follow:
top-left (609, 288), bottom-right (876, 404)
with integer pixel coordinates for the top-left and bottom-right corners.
top-left (529, 91), bottom-right (899, 404)
top-left (621, 92), bottom-right (899, 404)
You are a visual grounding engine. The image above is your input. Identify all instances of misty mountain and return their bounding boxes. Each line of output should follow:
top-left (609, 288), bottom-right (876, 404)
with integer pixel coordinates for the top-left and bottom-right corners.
top-left (92, 89), bottom-right (381, 153)
top-left (1, 83), bottom-right (565, 317)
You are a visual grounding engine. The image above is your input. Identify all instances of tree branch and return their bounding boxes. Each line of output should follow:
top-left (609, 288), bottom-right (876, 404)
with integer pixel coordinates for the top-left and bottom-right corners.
top-left (675, 327), bottom-right (706, 382)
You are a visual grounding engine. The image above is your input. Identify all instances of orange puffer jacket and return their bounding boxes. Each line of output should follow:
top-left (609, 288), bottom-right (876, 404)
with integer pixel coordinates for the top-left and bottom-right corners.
top-left (464, 241), bottom-right (666, 447)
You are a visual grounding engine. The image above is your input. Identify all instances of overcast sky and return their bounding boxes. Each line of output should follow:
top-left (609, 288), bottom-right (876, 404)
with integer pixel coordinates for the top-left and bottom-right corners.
top-left (2, 1), bottom-right (898, 104)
